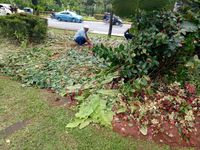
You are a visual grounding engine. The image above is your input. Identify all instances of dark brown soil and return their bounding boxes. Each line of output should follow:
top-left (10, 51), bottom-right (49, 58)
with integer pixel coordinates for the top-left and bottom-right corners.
top-left (41, 89), bottom-right (78, 108)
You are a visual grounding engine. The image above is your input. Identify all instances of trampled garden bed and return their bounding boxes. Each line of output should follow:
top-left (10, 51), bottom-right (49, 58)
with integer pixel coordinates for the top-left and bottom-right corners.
top-left (0, 29), bottom-right (199, 150)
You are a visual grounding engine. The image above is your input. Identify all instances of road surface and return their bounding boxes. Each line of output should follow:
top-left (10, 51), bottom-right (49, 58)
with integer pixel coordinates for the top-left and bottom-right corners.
top-left (48, 18), bottom-right (131, 36)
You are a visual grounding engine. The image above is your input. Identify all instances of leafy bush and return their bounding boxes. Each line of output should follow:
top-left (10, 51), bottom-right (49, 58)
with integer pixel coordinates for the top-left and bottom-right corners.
top-left (184, 56), bottom-right (200, 92)
top-left (0, 13), bottom-right (47, 43)
top-left (93, 10), bottom-right (199, 79)
top-left (179, 0), bottom-right (200, 57)
top-left (169, 55), bottom-right (200, 92)
top-left (113, 0), bottom-right (172, 17)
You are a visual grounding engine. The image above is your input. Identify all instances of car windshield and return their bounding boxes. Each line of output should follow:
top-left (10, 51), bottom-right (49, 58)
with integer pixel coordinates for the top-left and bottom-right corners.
top-left (59, 11), bottom-right (78, 16)
top-left (61, 12), bottom-right (69, 14)
top-left (69, 12), bottom-right (77, 16)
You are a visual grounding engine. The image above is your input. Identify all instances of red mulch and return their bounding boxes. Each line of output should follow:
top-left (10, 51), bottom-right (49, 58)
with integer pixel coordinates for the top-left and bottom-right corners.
top-left (112, 114), bottom-right (200, 149)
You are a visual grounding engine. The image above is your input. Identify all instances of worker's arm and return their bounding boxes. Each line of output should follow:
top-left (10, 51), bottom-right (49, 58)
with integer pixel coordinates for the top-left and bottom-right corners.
top-left (85, 33), bottom-right (92, 45)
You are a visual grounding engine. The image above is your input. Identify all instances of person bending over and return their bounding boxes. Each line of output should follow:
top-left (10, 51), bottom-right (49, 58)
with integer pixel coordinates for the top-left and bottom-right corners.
top-left (124, 28), bottom-right (134, 40)
top-left (74, 25), bottom-right (92, 46)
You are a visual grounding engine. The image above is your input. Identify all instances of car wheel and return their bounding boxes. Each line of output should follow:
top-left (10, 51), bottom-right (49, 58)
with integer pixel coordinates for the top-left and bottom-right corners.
top-left (115, 22), bottom-right (119, 26)
top-left (58, 17), bottom-right (62, 21)
top-left (72, 18), bottom-right (76, 23)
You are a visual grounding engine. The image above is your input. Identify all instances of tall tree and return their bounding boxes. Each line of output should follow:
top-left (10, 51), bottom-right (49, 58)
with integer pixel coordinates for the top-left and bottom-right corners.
top-left (113, 0), bottom-right (172, 17)
top-left (103, 0), bottom-right (112, 12)
top-left (55, 0), bottom-right (62, 7)
top-left (83, 0), bottom-right (96, 15)
top-left (31, 0), bottom-right (38, 6)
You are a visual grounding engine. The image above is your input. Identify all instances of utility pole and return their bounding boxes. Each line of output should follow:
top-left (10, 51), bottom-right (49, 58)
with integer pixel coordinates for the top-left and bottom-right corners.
top-left (108, 11), bottom-right (113, 37)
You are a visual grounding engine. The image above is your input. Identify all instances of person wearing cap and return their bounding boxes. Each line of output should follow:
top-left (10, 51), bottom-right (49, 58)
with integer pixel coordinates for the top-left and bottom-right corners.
top-left (74, 25), bottom-right (92, 46)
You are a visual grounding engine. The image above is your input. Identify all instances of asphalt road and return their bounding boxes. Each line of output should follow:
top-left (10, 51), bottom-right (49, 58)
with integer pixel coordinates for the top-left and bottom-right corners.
top-left (48, 18), bottom-right (131, 36)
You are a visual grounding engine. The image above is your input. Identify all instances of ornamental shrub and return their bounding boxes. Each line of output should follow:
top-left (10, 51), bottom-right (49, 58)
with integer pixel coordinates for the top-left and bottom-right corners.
top-left (0, 13), bottom-right (47, 43)
top-left (93, 10), bottom-right (199, 79)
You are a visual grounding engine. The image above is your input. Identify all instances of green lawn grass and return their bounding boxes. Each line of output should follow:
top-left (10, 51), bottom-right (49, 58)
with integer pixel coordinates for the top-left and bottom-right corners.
top-left (0, 77), bottom-right (176, 150)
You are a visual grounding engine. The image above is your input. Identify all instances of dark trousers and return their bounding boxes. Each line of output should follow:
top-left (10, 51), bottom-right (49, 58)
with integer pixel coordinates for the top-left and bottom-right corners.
top-left (75, 36), bottom-right (86, 45)
top-left (124, 33), bottom-right (134, 40)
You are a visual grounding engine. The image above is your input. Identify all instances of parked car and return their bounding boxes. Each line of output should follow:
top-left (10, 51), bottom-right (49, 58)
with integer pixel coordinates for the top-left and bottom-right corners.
top-left (23, 7), bottom-right (33, 14)
top-left (103, 13), bottom-right (123, 26)
top-left (54, 11), bottom-right (83, 23)
top-left (0, 4), bottom-right (12, 10)
top-left (113, 16), bottom-right (123, 26)
top-left (0, 4), bottom-right (12, 16)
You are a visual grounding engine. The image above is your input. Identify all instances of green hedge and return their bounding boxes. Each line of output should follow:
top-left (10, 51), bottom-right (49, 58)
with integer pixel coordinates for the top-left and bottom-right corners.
top-left (0, 13), bottom-right (47, 43)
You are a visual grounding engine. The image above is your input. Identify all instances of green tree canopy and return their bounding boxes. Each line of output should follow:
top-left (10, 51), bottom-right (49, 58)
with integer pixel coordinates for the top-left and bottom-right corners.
top-left (113, 0), bottom-right (172, 17)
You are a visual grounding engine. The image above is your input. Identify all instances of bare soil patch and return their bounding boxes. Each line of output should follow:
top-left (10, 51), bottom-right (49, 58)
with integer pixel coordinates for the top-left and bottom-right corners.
top-left (41, 89), bottom-right (78, 108)
top-left (0, 119), bottom-right (31, 139)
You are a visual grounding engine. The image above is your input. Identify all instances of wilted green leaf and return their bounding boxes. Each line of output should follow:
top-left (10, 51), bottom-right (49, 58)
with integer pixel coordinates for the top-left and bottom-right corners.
top-left (181, 21), bottom-right (198, 32)
top-left (79, 119), bottom-right (93, 129)
top-left (75, 95), bottom-right (100, 119)
top-left (139, 125), bottom-right (148, 136)
top-left (66, 119), bottom-right (85, 128)
top-left (97, 89), bottom-right (118, 96)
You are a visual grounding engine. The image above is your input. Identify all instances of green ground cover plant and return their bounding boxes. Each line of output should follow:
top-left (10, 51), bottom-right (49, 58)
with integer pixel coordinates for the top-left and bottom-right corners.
top-left (1, 47), bottom-right (106, 95)
top-left (93, 10), bottom-right (199, 80)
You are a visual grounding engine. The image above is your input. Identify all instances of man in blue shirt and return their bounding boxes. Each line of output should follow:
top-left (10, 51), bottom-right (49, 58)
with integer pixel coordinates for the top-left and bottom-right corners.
top-left (74, 25), bottom-right (92, 46)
